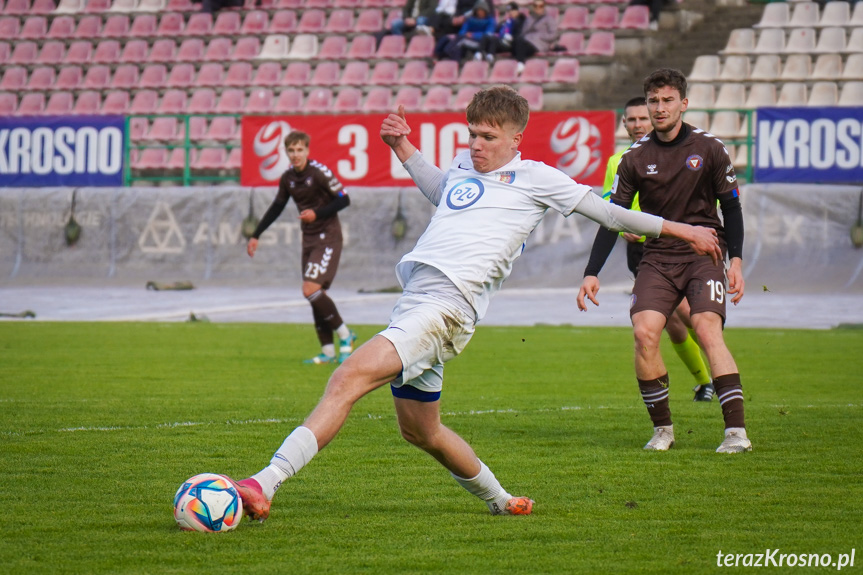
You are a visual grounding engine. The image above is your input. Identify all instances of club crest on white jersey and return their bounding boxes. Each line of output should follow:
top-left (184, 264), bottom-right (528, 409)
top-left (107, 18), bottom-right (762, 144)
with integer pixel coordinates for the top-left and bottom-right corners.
top-left (446, 178), bottom-right (485, 210)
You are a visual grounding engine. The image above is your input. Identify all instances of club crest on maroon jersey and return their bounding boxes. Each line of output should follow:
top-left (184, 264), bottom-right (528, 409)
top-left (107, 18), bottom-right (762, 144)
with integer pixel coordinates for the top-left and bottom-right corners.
top-left (686, 155), bottom-right (704, 171)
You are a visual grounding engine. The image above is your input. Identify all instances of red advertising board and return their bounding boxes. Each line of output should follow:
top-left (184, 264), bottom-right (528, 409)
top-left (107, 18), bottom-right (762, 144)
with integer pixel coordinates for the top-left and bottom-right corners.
top-left (241, 111), bottom-right (615, 188)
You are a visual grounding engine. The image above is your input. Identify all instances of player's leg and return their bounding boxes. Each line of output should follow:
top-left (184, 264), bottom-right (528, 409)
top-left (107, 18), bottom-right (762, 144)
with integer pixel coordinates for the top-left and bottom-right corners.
top-left (302, 236), bottom-right (356, 363)
top-left (393, 394), bottom-right (533, 515)
top-left (665, 300), bottom-right (713, 400)
top-left (231, 335), bottom-right (404, 520)
top-left (303, 280), bottom-right (338, 363)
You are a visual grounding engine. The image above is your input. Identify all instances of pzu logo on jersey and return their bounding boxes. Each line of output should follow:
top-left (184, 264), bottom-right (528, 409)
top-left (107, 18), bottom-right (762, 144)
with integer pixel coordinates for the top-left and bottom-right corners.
top-left (446, 178), bottom-right (485, 210)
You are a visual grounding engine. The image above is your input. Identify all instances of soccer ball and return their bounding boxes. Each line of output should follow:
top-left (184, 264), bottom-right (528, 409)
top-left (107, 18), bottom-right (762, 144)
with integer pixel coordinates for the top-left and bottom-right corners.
top-left (173, 473), bottom-right (244, 532)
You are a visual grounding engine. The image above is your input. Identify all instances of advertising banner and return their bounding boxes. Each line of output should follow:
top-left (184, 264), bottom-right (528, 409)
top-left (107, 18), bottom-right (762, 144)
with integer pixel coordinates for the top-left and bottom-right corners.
top-left (754, 107), bottom-right (863, 184)
top-left (0, 115), bottom-right (125, 187)
top-left (241, 111), bottom-right (615, 188)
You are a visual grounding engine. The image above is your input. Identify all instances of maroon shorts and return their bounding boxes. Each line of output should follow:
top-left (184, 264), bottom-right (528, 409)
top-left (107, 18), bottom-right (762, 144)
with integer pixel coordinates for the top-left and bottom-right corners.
top-left (301, 226), bottom-right (342, 290)
top-left (630, 258), bottom-right (727, 323)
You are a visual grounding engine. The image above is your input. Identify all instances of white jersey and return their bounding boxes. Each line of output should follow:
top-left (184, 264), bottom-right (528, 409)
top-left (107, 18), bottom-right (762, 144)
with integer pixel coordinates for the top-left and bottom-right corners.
top-left (397, 150), bottom-right (592, 320)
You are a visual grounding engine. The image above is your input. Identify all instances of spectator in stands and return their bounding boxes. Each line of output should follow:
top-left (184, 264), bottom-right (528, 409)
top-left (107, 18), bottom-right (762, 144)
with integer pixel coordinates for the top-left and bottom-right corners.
top-left (430, 0), bottom-right (491, 44)
top-left (629, 0), bottom-right (664, 31)
top-left (200, 0), bottom-right (243, 14)
top-left (440, 1), bottom-right (496, 61)
top-left (477, 2), bottom-right (525, 63)
top-left (511, 0), bottom-right (557, 75)
top-left (374, 0), bottom-right (439, 46)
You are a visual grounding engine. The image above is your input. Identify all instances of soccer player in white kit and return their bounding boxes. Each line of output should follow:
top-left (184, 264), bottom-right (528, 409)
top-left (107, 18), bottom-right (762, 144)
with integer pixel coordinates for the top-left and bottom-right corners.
top-left (225, 87), bottom-right (722, 520)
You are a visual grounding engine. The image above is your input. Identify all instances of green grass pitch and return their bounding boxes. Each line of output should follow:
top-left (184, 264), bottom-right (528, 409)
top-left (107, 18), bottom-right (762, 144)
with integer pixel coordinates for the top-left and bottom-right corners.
top-left (1, 322), bottom-right (861, 574)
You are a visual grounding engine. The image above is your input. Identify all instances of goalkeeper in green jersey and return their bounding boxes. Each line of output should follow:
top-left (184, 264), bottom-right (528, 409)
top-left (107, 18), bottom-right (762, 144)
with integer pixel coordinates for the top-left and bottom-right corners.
top-left (606, 96), bottom-right (714, 402)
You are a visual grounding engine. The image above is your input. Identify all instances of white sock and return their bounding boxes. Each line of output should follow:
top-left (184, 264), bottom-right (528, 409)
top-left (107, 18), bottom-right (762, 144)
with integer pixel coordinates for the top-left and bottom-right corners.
top-left (336, 324), bottom-right (351, 341)
top-left (451, 460), bottom-right (512, 515)
top-left (725, 427), bottom-right (747, 438)
top-left (253, 426), bottom-right (319, 500)
top-left (321, 343), bottom-right (336, 358)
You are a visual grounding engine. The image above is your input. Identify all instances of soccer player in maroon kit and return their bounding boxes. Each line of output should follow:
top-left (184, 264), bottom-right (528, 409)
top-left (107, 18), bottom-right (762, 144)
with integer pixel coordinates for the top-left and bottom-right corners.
top-left (247, 131), bottom-right (356, 364)
top-left (578, 68), bottom-right (751, 454)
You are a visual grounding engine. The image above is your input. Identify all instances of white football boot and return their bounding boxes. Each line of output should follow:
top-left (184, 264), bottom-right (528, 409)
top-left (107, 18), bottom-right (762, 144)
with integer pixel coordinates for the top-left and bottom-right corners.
top-left (643, 425), bottom-right (675, 451)
top-left (716, 428), bottom-right (752, 453)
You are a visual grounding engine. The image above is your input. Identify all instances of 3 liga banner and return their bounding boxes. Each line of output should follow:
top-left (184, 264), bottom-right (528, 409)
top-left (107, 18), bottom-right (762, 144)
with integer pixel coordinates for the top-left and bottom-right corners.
top-left (241, 111), bottom-right (615, 188)
top-left (0, 116), bottom-right (125, 187)
top-left (754, 107), bottom-right (863, 184)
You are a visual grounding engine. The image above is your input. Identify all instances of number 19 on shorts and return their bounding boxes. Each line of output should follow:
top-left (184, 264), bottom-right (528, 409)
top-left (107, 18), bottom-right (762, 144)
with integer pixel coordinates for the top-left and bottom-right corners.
top-left (706, 279), bottom-right (725, 304)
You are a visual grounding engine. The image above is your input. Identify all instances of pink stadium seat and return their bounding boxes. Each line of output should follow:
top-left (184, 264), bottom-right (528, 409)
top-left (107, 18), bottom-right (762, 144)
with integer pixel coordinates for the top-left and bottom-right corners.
top-left (195, 63), bottom-right (225, 87)
top-left (297, 9), bottom-right (326, 33)
top-left (584, 31), bottom-right (615, 56)
top-left (133, 148), bottom-right (166, 171)
top-left (111, 64), bottom-right (140, 90)
top-left (311, 61), bottom-right (341, 86)
top-left (305, 88), bottom-right (334, 113)
top-left (560, 7), bottom-right (589, 30)
top-left (204, 38), bottom-right (233, 62)
top-left (130, 14), bottom-right (159, 38)
top-left (118, 40), bottom-right (148, 65)
top-left (556, 31), bottom-right (585, 55)
top-left (369, 61), bottom-right (400, 86)
top-left (9, 42), bottom-right (38, 66)
top-left (227, 147), bottom-right (242, 170)
top-left (619, 5), bottom-right (649, 29)
top-left (188, 88), bottom-right (217, 114)
top-left (19, 16), bottom-right (48, 40)
top-left (164, 63), bottom-right (195, 89)
top-left (405, 34), bottom-right (434, 59)
top-left (252, 62), bottom-right (283, 87)
top-left (400, 60), bottom-right (429, 85)
top-left (130, 90), bottom-right (159, 114)
top-left (165, 0), bottom-right (194, 11)
top-left (158, 89), bottom-right (187, 114)
top-left (140, 64), bottom-right (168, 89)
top-left (376, 35), bottom-right (406, 59)
top-left (355, 9), bottom-right (384, 33)
top-left (225, 62), bottom-right (253, 87)
top-left (176, 39), bottom-right (206, 62)
top-left (347, 35), bottom-right (376, 60)
top-left (47, 16), bottom-right (77, 40)
top-left (65, 41), bottom-right (94, 65)
top-left (275, 88), bottom-right (304, 114)
top-left (458, 60), bottom-right (489, 84)
top-left (327, 9), bottom-right (354, 34)
top-left (453, 85), bottom-right (480, 110)
top-left (489, 59), bottom-right (518, 84)
top-left (37, 41), bottom-right (66, 66)
top-left (31, 0), bottom-right (56, 13)
top-left (73, 91), bottom-right (101, 115)
top-left (394, 86), bottom-right (422, 112)
top-left (241, 10), bottom-right (269, 35)
top-left (84, 0), bottom-right (111, 13)
top-left (246, 88), bottom-right (274, 114)
top-left (274, 0), bottom-right (302, 8)
top-left (193, 148), bottom-right (229, 171)
top-left (590, 6), bottom-right (619, 29)
top-left (45, 92), bottom-right (75, 115)
top-left (0, 92), bottom-right (18, 116)
top-left (184, 117), bottom-right (206, 142)
top-left (0, 43), bottom-right (10, 65)
top-left (283, 62), bottom-right (313, 86)
top-left (430, 60), bottom-right (459, 84)
top-left (334, 0), bottom-right (360, 8)
top-left (148, 39), bottom-right (177, 64)
top-left (0, 18), bottom-right (20, 39)
top-left (334, 87), bottom-right (364, 113)
top-left (55, 66), bottom-right (83, 91)
top-left (183, 13), bottom-right (213, 37)
top-left (82, 65), bottom-right (111, 90)
top-left (27, 66), bottom-right (57, 92)
top-left (0, 67), bottom-right (27, 92)
top-left (306, 0), bottom-right (331, 8)
top-left (340, 61), bottom-right (370, 86)
top-left (4, 0), bottom-right (32, 15)
top-left (549, 57), bottom-right (579, 84)
top-left (520, 59), bottom-right (549, 83)
top-left (18, 93), bottom-right (46, 116)
top-left (101, 91), bottom-right (130, 115)
top-left (423, 86), bottom-right (453, 112)
top-left (269, 10), bottom-right (298, 34)
top-left (205, 117), bottom-right (239, 142)
top-left (213, 11), bottom-right (242, 36)
top-left (518, 84), bottom-right (543, 110)
top-left (216, 88), bottom-right (245, 114)
top-left (102, 15), bottom-right (131, 38)
top-left (232, 37), bottom-right (261, 61)
top-left (156, 12), bottom-right (185, 37)
top-left (363, 86), bottom-right (393, 113)
top-left (318, 36), bottom-right (348, 60)
top-left (75, 15), bottom-right (103, 39)
top-left (142, 116), bottom-right (181, 142)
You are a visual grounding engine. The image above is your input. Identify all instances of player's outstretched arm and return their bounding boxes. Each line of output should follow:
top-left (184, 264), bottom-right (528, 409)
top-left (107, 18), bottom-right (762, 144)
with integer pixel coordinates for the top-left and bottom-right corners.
top-left (247, 238), bottom-right (258, 258)
top-left (727, 257), bottom-right (744, 305)
top-left (380, 105), bottom-right (418, 164)
top-left (660, 221), bottom-right (722, 265)
top-left (577, 276), bottom-right (601, 311)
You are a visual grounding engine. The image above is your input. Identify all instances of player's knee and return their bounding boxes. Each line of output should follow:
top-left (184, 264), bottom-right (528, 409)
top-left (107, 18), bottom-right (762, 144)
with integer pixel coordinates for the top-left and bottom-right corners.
top-left (633, 323), bottom-right (662, 350)
top-left (398, 421), bottom-right (430, 449)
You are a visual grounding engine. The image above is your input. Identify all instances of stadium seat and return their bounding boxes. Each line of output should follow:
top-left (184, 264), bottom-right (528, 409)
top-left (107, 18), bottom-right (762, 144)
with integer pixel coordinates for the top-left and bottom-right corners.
top-left (102, 15), bottom-right (131, 38)
top-left (75, 15), bottom-right (103, 39)
top-left (454, 85), bottom-right (480, 110)
top-left (176, 39), bottom-right (206, 62)
top-left (246, 88), bottom-right (274, 113)
top-left (363, 86), bottom-right (393, 113)
top-left (0, 67), bottom-right (27, 92)
top-left (193, 148), bottom-right (229, 171)
top-left (340, 61), bottom-right (370, 86)
top-left (548, 58), bottom-right (579, 84)
top-left (306, 88), bottom-right (334, 112)
top-left (813, 27), bottom-right (846, 53)
top-left (560, 7), bottom-right (589, 30)
top-left (258, 35), bottom-right (291, 60)
top-left (4, 0), bottom-right (32, 15)
top-left (489, 59), bottom-right (518, 84)
top-left (269, 10), bottom-right (298, 34)
top-left (405, 34), bottom-right (434, 59)
top-left (47, 16), bottom-right (77, 41)
top-left (686, 83), bottom-right (715, 109)
top-left (327, 9), bottom-right (354, 34)
top-left (749, 55), bottom-right (782, 82)
top-left (241, 10), bottom-right (269, 35)
top-left (719, 56), bottom-right (750, 82)
top-left (430, 60), bottom-right (459, 84)
top-left (205, 117), bottom-right (239, 142)
top-left (784, 27), bottom-right (817, 53)
top-left (394, 86), bottom-right (422, 112)
top-left (109, 0), bottom-right (139, 12)
top-left (808, 81), bottom-right (838, 106)
top-left (101, 91), bottom-right (130, 115)
top-left (789, 1), bottom-right (820, 28)
top-left (45, 92), bottom-right (75, 115)
top-left (819, 1), bottom-right (851, 28)
top-left (753, 29), bottom-right (786, 54)
top-left (713, 83), bottom-right (745, 109)
top-left (348, 35), bottom-right (377, 60)
top-left (130, 14), bottom-right (158, 38)
top-left (133, 148), bottom-right (168, 171)
top-left (780, 54), bottom-right (812, 81)
top-left (458, 60), bottom-right (489, 85)
top-left (84, 0), bottom-right (113, 11)
top-left (183, 13), bottom-right (213, 37)
top-left (156, 12), bottom-right (185, 37)
top-left (52, 0), bottom-right (88, 10)
top-left (283, 62), bottom-right (313, 86)
top-left (225, 62), bottom-right (253, 87)
top-left (556, 31), bottom-right (585, 55)
top-left (317, 36), bottom-right (347, 60)
top-left (157, 89), bottom-right (187, 114)
top-left (777, 82), bottom-right (808, 107)
top-left (0, 18), bottom-right (20, 40)
top-left (682, 110), bottom-right (710, 131)
top-left (841, 54), bottom-right (863, 81)
top-left (28, 67), bottom-right (57, 91)
top-left (232, 37), bottom-right (261, 61)
top-left (204, 38), bottom-right (233, 62)
top-left (619, 5), bottom-right (649, 30)
top-left (423, 86), bottom-right (453, 112)
top-left (720, 28), bottom-right (756, 55)
top-left (584, 31), bottom-right (615, 56)
top-left (82, 65), bottom-right (111, 90)
top-left (19, 16), bottom-right (48, 40)
top-left (115, 40), bottom-right (145, 65)
top-left (848, 28), bottom-right (863, 52)
top-left (811, 54), bottom-right (843, 80)
top-left (851, 1), bottom-right (863, 26)
top-left (708, 111), bottom-right (741, 140)
top-left (165, 0), bottom-right (194, 11)
top-left (137, 0), bottom-right (167, 11)
top-left (334, 0), bottom-right (360, 8)
top-left (216, 89), bottom-right (245, 114)
top-left (148, 39), bottom-right (177, 64)
top-left (30, 0), bottom-right (61, 11)
top-left (251, 62), bottom-right (283, 87)
top-left (140, 64), bottom-right (168, 89)
top-left (311, 61), bottom-right (341, 86)
top-left (590, 6), bottom-right (619, 29)
top-left (0, 92), bottom-right (18, 115)
top-left (55, 66), bottom-right (83, 91)
top-left (334, 87), bottom-right (364, 113)
top-left (64, 42), bottom-right (94, 68)
top-left (213, 11), bottom-right (242, 36)
top-left (37, 41), bottom-right (66, 67)
top-left (753, 2), bottom-right (790, 28)
top-left (187, 88), bottom-right (217, 114)
top-left (376, 35), bottom-right (406, 59)
top-left (73, 91), bottom-right (102, 115)
top-left (195, 63), bottom-right (225, 87)
top-left (369, 60), bottom-right (400, 85)
top-left (518, 84), bottom-right (543, 111)
top-left (111, 64), bottom-right (140, 90)
top-left (298, 9), bottom-right (326, 33)
top-left (400, 60), bottom-right (430, 85)
top-left (275, 88), bottom-right (304, 113)
top-left (838, 81), bottom-right (863, 107)
top-left (689, 55), bottom-right (720, 82)
top-left (0, 43), bottom-right (9, 66)
top-left (355, 9), bottom-right (384, 33)
top-left (287, 34), bottom-right (319, 59)
top-left (9, 42), bottom-right (38, 66)
top-left (17, 93), bottom-right (46, 116)
top-left (226, 147), bottom-right (242, 170)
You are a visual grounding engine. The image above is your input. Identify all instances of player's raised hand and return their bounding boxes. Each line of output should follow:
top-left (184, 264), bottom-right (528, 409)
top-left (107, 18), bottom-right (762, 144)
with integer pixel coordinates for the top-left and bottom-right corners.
top-left (577, 276), bottom-right (601, 311)
top-left (380, 105), bottom-right (410, 148)
top-left (247, 237), bottom-right (258, 258)
top-left (727, 257), bottom-right (745, 305)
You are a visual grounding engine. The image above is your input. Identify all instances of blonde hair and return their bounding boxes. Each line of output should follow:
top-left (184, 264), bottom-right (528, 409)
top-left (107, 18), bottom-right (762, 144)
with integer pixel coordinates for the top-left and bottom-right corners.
top-left (466, 86), bottom-right (529, 132)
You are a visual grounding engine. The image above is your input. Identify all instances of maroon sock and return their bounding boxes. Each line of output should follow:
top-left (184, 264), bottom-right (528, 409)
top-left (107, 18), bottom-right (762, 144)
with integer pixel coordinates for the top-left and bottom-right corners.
top-left (638, 374), bottom-right (672, 427)
top-left (714, 373), bottom-right (745, 429)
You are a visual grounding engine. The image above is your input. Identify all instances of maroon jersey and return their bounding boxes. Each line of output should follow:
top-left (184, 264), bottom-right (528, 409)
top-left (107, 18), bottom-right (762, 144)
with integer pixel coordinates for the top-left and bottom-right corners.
top-left (277, 160), bottom-right (345, 236)
top-left (611, 123), bottom-right (739, 263)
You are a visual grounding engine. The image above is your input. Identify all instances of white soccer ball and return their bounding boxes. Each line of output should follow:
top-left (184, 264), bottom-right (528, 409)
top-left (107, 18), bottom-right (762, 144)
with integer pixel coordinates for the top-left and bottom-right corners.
top-left (173, 473), bottom-right (244, 533)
